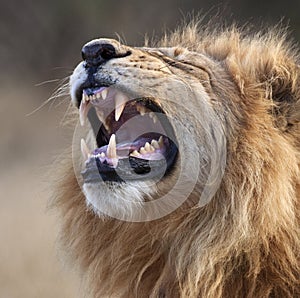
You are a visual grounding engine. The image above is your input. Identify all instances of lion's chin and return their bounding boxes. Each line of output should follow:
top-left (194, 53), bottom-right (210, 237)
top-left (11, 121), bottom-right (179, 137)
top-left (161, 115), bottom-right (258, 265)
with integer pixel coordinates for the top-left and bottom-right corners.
top-left (82, 180), bottom-right (157, 220)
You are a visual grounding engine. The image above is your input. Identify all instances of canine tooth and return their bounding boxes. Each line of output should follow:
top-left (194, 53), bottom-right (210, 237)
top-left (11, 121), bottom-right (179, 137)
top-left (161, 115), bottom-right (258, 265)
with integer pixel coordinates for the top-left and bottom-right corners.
top-left (79, 97), bottom-right (91, 126)
top-left (101, 88), bottom-right (108, 100)
top-left (81, 138), bottom-right (91, 160)
top-left (151, 139), bottom-right (159, 149)
top-left (130, 150), bottom-right (140, 157)
top-left (100, 152), bottom-right (105, 158)
top-left (107, 134), bottom-right (117, 159)
top-left (140, 147), bottom-right (147, 155)
top-left (115, 91), bottom-right (128, 121)
top-left (96, 93), bottom-right (101, 99)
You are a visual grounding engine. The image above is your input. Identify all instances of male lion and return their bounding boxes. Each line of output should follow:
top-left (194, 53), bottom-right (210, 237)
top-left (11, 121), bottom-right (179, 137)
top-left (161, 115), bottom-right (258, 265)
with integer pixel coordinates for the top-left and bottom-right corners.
top-left (54, 22), bottom-right (300, 297)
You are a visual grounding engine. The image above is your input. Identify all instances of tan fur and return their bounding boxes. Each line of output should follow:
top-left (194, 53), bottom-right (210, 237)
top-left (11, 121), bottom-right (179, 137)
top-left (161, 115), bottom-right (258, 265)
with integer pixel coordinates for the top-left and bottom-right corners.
top-left (53, 22), bottom-right (300, 297)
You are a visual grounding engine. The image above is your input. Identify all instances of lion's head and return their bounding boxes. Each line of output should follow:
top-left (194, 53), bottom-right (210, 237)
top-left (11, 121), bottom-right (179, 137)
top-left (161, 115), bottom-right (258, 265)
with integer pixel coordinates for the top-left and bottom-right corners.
top-left (55, 23), bottom-right (300, 297)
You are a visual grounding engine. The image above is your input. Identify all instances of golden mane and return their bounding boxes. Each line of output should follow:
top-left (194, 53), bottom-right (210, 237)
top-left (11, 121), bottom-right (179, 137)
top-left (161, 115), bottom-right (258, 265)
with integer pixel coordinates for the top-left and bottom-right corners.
top-left (53, 23), bottom-right (300, 297)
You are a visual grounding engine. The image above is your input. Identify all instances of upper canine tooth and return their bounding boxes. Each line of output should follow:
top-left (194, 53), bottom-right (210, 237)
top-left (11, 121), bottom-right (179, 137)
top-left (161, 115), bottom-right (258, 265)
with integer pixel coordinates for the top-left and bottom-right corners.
top-left (96, 93), bottom-right (101, 99)
top-left (101, 88), bottom-right (108, 100)
top-left (79, 94), bottom-right (91, 126)
top-left (96, 110), bottom-right (105, 123)
top-left (107, 134), bottom-right (117, 159)
top-left (115, 91), bottom-right (128, 121)
top-left (81, 138), bottom-right (91, 161)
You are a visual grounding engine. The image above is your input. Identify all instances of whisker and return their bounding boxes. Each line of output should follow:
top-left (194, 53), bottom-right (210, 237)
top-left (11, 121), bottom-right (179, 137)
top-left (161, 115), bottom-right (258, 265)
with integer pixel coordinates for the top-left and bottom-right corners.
top-left (26, 77), bottom-right (70, 116)
top-left (35, 79), bottom-right (62, 87)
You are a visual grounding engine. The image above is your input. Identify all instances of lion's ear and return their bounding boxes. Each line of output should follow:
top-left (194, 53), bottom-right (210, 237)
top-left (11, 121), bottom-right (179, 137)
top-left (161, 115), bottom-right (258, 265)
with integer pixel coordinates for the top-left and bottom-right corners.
top-left (263, 59), bottom-right (300, 131)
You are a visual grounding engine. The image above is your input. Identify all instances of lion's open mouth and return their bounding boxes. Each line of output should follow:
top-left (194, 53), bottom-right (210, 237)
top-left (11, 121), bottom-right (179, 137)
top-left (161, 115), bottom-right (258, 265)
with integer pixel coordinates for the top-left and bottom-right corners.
top-left (78, 86), bottom-right (178, 182)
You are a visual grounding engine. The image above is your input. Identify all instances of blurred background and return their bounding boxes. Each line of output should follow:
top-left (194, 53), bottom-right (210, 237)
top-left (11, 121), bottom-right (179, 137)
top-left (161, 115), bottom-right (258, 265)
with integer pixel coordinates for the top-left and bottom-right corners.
top-left (0, 0), bottom-right (299, 297)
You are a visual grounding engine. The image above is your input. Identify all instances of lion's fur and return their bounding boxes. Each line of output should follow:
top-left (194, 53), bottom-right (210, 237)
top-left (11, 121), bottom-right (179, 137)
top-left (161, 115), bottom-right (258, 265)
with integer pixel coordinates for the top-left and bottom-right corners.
top-left (53, 23), bottom-right (300, 297)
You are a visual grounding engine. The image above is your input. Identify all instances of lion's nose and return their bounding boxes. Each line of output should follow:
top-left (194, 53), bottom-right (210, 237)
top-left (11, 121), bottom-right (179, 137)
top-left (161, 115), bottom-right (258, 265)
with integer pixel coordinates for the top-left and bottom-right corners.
top-left (81, 41), bottom-right (117, 67)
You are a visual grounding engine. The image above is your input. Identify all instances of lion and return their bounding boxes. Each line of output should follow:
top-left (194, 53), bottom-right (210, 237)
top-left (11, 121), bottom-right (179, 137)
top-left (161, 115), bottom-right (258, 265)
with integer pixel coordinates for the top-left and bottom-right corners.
top-left (53, 22), bottom-right (300, 297)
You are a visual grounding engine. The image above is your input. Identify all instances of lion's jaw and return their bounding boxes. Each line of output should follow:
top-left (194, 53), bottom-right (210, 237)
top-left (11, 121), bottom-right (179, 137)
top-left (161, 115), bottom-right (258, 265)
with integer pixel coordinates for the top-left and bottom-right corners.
top-left (69, 38), bottom-right (226, 220)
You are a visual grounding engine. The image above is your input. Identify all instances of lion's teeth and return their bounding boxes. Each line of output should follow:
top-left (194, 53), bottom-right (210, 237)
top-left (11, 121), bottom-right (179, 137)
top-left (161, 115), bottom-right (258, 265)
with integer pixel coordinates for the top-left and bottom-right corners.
top-left (107, 134), bottom-right (117, 159)
top-left (100, 152), bottom-right (105, 158)
top-left (96, 110), bottom-right (105, 123)
top-left (101, 88), bottom-right (108, 100)
top-left (79, 94), bottom-right (91, 126)
top-left (144, 142), bottom-right (155, 153)
top-left (158, 136), bottom-right (164, 147)
top-left (83, 92), bottom-right (89, 102)
top-left (130, 150), bottom-right (140, 157)
top-left (140, 147), bottom-right (147, 155)
top-left (115, 91), bottom-right (128, 121)
top-left (151, 139), bottom-right (159, 149)
top-left (95, 110), bottom-right (109, 130)
top-left (81, 138), bottom-right (91, 160)
top-left (96, 93), bottom-right (101, 99)
top-left (144, 142), bottom-right (151, 151)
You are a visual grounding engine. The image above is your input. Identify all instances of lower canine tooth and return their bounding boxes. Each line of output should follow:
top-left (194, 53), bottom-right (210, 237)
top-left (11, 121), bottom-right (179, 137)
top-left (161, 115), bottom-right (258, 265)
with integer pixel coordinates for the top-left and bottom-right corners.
top-left (81, 138), bottom-right (91, 160)
top-left (107, 134), bottom-right (117, 159)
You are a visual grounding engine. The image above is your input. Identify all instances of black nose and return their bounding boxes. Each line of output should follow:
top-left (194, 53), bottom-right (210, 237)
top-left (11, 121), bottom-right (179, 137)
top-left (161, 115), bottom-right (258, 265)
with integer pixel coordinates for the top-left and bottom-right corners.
top-left (81, 42), bottom-right (117, 67)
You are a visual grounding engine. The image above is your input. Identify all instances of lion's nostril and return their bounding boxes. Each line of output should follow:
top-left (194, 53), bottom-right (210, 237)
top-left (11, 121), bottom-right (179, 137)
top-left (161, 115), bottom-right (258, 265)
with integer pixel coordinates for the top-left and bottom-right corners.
top-left (81, 42), bottom-right (117, 66)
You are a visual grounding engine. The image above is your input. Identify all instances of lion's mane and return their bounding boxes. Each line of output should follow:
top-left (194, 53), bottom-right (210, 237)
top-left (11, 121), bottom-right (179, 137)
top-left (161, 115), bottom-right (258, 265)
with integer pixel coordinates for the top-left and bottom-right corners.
top-left (53, 23), bottom-right (300, 297)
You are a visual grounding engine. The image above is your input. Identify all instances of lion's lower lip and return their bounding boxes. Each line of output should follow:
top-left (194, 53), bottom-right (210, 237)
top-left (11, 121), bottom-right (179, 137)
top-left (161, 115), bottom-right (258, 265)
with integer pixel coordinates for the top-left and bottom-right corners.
top-left (81, 147), bottom-right (177, 183)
